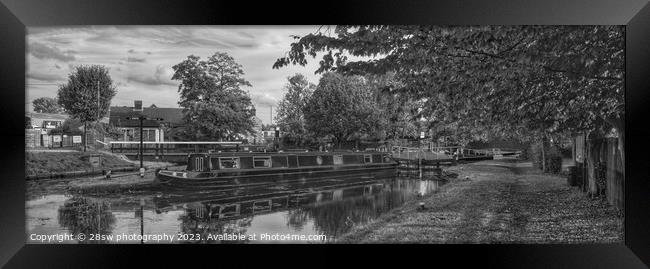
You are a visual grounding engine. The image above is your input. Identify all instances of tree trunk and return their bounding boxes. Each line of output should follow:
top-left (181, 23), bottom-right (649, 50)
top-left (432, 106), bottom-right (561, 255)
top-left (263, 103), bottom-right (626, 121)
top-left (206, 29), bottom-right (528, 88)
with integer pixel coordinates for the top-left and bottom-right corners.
top-left (603, 116), bottom-right (624, 177)
top-left (618, 128), bottom-right (624, 178)
top-left (613, 118), bottom-right (625, 179)
top-left (83, 122), bottom-right (87, 152)
top-left (540, 136), bottom-right (546, 172)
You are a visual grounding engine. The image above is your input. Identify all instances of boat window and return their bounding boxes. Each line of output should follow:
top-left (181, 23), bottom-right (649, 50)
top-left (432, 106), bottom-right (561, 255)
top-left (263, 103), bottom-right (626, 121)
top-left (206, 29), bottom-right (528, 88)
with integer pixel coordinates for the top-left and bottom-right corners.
top-left (364, 154), bottom-right (372, 163)
top-left (333, 155), bottom-right (343, 165)
top-left (195, 157), bottom-right (203, 171)
top-left (253, 156), bottom-right (272, 168)
top-left (219, 157), bottom-right (240, 169)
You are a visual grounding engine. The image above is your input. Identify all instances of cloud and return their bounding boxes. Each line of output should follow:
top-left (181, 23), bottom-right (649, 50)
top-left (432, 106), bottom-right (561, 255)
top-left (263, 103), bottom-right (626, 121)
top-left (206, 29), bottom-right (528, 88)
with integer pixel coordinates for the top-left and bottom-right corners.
top-left (26, 26), bottom-right (325, 123)
top-left (252, 93), bottom-right (278, 107)
top-left (154, 65), bottom-right (174, 81)
top-left (127, 75), bottom-right (175, 86)
top-left (27, 72), bottom-right (65, 82)
top-left (126, 65), bottom-right (176, 87)
top-left (126, 57), bottom-right (146, 63)
top-left (29, 42), bottom-right (76, 62)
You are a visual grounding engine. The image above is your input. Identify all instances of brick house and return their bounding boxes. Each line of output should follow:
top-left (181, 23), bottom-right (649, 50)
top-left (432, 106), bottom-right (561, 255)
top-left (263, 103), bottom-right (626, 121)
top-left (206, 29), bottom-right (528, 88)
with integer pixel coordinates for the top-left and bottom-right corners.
top-left (109, 101), bottom-right (184, 142)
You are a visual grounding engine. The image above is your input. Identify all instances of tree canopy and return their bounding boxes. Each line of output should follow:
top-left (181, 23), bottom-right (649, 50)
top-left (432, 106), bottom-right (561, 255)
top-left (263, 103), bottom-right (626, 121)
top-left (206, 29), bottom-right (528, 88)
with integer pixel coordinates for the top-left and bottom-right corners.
top-left (274, 74), bottom-right (315, 146)
top-left (172, 52), bottom-right (257, 141)
top-left (304, 72), bottom-right (381, 148)
top-left (57, 65), bottom-right (117, 123)
top-left (33, 97), bottom-right (64, 114)
top-left (273, 26), bottom-right (624, 145)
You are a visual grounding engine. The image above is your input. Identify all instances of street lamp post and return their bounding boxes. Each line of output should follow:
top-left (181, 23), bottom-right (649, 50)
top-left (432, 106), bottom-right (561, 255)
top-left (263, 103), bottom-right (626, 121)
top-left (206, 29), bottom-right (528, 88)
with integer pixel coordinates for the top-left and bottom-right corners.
top-left (126, 115), bottom-right (163, 178)
top-left (140, 198), bottom-right (145, 244)
top-left (274, 126), bottom-right (280, 151)
top-left (419, 131), bottom-right (425, 179)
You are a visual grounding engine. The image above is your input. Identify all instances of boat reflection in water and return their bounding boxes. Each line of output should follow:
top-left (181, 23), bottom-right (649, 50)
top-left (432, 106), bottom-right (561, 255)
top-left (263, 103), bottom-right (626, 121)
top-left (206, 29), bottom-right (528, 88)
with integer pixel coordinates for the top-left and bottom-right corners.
top-left (156, 170), bottom-right (444, 243)
top-left (26, 171), bottom-right (444, 244)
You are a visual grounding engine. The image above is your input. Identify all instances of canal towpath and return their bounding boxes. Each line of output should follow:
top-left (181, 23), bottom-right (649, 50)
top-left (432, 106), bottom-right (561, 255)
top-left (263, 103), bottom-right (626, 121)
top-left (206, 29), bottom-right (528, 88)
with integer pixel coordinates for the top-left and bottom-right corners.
top-left (336, 159), bottom-right (623, 243)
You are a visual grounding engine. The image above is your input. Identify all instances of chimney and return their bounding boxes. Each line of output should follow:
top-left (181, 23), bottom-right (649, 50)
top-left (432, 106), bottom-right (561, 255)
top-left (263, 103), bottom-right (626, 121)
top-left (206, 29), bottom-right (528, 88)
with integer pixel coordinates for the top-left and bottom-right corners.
top-left (134, 100), bottom-right (143, 111)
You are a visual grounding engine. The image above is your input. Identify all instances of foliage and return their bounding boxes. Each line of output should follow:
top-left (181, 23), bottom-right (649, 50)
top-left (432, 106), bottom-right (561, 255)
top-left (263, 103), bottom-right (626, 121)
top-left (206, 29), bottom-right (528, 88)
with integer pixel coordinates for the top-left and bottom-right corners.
top-left (273, 25), bottom-right (624, 149)
top-left (172, 52), bottom-right (257, 141)
top-left (530, 141), bottom-right (563, 174)
top-left (519, 147), bottom-right (530, 161)
top-left (50, 118), bottom-right (84, 135)
top-left (364, 72), bottom-right (421, 142)
top-left (57, 65), bottom-right (117, 123)
top-left (545, 155), bottom-right (564, 174)
top-left (88, 122), bottom-right (122, 140)
top-left (25, 116), bottom-right (32, 129)
top-left (557, 145), bottom-right (573, 159)
top-left (32, 97), bottom-right (64, 113)
top-left (304, 73), bottom-right (381, 148)
top-left (274, 74), bottom-right (315, 146)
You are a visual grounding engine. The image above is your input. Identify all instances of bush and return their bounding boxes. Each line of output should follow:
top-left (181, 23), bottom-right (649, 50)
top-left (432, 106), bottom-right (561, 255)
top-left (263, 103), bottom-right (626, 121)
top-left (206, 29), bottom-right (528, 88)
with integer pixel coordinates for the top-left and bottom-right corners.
top-left (93, 122), bottom-right (122, 140)
top-left (50, 118), bottom-right (84, 135)
top-left (529, 143), bottom-right (543, 169)
top-left (529, 142), bottom-right (563, 174)
top-left (557, 145), bottom-right (572, 159)
top-left (545, 154), bottom-right (563, 174)
top-left (519, 147), bottom-right (530, 160)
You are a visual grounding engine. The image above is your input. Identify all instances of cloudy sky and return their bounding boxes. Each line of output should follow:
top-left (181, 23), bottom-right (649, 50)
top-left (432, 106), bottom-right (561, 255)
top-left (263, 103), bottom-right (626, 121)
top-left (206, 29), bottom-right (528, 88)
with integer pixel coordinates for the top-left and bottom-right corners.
top-left (26, 26), bottom-right (326, 124)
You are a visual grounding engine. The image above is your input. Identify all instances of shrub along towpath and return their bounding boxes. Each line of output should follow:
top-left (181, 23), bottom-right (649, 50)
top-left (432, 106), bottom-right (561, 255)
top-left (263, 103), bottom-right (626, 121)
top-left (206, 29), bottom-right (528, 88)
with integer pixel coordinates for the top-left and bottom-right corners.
top-left (336, 160), bottom-right (623, 243)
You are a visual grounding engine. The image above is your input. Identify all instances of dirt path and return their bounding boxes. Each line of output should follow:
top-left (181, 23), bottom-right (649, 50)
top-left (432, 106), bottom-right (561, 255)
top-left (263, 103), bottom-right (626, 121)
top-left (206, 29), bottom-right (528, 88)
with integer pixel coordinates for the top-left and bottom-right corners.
top-left (337, 160), bottom-right (623, 243)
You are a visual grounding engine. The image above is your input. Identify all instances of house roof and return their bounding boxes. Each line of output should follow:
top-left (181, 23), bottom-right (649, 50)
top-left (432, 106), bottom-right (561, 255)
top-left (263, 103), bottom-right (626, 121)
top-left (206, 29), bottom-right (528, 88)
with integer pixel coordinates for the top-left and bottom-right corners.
top-left (109, 106), bottom-right (185, 127)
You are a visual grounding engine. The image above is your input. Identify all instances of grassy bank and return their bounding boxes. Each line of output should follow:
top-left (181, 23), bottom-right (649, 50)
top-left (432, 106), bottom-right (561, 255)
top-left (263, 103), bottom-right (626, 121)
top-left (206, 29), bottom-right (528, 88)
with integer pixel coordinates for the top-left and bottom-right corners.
top-left (25, 151), bottom-right (135, 176)
top-left (336, 160), bottom-right (623, 243)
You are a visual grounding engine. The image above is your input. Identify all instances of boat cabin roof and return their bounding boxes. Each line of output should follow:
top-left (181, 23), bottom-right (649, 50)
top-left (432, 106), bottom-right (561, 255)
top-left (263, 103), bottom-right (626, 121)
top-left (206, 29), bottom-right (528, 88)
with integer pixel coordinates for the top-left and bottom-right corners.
top-left (189, 151), bottom-right (387, 158)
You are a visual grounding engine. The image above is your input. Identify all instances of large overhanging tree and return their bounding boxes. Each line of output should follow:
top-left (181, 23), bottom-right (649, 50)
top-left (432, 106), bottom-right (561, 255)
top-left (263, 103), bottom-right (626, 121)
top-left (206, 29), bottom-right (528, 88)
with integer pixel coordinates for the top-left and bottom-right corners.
top-left (364, 72), bottom-right (423, 143)
top-left (273, 25), bottom-right (624, 171)
top-left (172, 52), bottom-right (257, 141)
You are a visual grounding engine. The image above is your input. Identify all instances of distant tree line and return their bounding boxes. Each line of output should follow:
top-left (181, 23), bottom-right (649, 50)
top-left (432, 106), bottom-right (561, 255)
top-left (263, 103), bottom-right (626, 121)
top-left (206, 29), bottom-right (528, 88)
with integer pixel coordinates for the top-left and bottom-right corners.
top-left (274, 72), bottom-right (425, 149)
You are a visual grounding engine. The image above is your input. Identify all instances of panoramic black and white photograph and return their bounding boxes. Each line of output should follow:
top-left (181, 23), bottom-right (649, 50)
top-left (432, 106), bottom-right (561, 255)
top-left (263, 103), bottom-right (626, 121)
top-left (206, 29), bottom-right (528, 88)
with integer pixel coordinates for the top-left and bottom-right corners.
top-left (25, 25), bottom-right (624, 244)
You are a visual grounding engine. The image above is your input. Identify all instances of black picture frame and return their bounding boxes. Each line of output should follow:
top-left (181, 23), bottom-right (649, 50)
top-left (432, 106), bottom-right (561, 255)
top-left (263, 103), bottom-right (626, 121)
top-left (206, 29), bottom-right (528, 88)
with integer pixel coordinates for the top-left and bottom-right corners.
top-left (1, 0), bottom-right (649, 268)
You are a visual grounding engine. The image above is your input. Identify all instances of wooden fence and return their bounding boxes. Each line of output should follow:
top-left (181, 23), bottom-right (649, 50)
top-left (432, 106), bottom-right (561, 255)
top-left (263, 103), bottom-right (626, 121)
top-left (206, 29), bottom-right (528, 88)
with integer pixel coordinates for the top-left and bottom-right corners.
top-left (575, 135), bottom-right (624, 210)
top-left (25, 129), bottom-right (108, 149)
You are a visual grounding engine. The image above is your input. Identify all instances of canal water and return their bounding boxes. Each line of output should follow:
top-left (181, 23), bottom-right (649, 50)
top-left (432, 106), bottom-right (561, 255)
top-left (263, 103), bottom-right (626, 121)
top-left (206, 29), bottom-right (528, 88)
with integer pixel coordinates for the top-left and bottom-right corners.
top-left (26, 170), bottom-right (444, 244)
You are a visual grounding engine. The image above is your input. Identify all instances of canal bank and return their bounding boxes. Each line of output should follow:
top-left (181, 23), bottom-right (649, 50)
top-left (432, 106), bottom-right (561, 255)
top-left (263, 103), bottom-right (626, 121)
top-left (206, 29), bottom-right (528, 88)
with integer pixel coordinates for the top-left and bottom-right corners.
top-left (336, 160), bottom-right (623, 243)
top-left (26, 150), bottom-right (184, 194)
top-left (27, 166), bottom-right (186, 196)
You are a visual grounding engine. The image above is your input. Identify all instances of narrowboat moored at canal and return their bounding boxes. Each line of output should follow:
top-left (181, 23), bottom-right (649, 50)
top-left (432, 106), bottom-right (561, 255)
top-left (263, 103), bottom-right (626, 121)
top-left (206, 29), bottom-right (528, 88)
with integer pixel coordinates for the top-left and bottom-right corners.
top-left (155, 151), bottom-right (397, 189)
